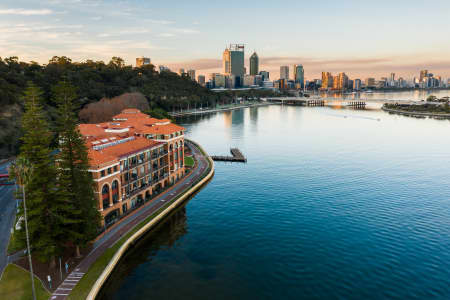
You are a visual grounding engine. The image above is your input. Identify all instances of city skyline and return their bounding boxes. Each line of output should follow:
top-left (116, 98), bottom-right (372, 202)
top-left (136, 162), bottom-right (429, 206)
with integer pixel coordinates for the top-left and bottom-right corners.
top-left (1, 0), bottom-right (450, 79)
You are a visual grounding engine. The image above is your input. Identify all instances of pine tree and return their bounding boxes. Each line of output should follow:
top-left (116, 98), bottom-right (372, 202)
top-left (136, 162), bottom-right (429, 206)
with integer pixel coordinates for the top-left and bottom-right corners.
top-left (53, 81), bottom-right (100, 257)
top-left (20, 82), bottom-right (69, 266)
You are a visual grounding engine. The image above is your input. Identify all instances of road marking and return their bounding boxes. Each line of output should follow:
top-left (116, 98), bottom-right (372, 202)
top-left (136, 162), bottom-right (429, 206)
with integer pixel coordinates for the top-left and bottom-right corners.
top-left (61, 283), bottom-right (77, 285)
top-left (65, 279), bottom-right (79, 282)
top-left (57, 288), bottom-right (72, 290)
top-left (53, 293), bottom-right (69, 296)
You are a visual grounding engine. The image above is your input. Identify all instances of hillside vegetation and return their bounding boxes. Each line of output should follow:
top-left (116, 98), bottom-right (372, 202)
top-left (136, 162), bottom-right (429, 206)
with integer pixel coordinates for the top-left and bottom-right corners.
top-left (0, 56), bottom-right (228, 158)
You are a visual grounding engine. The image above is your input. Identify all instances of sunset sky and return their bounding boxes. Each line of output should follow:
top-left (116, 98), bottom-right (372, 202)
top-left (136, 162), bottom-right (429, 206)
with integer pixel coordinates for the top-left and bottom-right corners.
top-left (1, 0), bottom-right (450, 80)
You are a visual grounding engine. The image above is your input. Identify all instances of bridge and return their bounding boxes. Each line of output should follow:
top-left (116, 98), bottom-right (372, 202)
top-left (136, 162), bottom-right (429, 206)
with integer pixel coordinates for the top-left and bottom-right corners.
top-left (266, 97), bottom-right (422, 106)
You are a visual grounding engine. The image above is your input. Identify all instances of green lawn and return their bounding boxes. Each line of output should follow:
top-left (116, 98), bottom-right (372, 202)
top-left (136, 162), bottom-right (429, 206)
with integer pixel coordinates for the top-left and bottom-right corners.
top-left (184, 156), bottom-right (195, 167)
top-left (0, 264), bottom-right (50, 300)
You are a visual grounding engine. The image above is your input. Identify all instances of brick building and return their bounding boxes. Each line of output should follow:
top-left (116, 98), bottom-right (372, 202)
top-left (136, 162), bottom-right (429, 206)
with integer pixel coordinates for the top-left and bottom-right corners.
top-left (78, 109), bottom-right (186, 227)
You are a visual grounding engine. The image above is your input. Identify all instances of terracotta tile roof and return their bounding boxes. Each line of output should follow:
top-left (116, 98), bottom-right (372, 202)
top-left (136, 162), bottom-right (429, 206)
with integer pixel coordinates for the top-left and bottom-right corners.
top-left (87, 137), bottom-right (163, 168)
top-left (138, 123), bottom-right (185, 135)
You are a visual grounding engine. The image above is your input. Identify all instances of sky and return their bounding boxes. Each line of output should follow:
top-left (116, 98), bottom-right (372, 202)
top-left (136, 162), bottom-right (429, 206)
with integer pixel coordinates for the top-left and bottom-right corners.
top-left (1, 0), bottom-right (450, 80)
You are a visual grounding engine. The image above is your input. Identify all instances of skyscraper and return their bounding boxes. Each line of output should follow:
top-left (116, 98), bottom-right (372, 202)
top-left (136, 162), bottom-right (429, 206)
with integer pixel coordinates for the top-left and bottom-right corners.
top-left (250, 52), bottom-right (259, 76)
top-left (197, 75), bottom-right (206, 86)
top-left (136, 57), bottom-right (151, 67)
top-left (223, 44), bottom-right (245, 87)
top-left (321, 72), bottom-right (333, 89)
top-left (420, 70), bottom-right (428, 82)
top-left (280, 66), bottom-right (289, 80)
top-left (353, 79), bottom-right (361, 90)
top-left (293, 65), bottom-right (304, 88)
top-left (187, 69), bottom-right (196, 81)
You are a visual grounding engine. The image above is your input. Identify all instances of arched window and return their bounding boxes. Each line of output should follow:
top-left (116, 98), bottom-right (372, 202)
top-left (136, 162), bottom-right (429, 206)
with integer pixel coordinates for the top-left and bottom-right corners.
top-left (112, 180), bottom-right (119, 204)
top-left (102, 184), bottom-right (110, 209)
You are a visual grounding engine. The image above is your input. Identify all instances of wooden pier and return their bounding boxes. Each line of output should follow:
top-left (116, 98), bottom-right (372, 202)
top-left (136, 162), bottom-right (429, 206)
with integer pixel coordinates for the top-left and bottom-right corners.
top-left (346, 101), bottom-right (366, 108)
top-left (211, 148), bottom-right (247, 163)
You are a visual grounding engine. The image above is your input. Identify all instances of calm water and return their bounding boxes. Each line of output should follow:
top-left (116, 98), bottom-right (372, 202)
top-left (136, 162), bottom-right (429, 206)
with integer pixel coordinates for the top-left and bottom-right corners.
top-left (99, 92), bottom-right (450, 300)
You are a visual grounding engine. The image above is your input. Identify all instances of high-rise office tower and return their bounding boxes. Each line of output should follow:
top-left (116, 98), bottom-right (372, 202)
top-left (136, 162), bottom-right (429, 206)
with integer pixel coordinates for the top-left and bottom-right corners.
top-left (390, 73), bottom-right (395, 82)
top-left (179, 68), bottom-right (185, 75)
top-left (293, 65), bottom-right (305, 88)
top-left (197, 75), bottom-right (206, 86)
top-left (337, 72), bottom-right (348, 90)
top-left (187, 69), bottom-right (196, 81)
top-left (136, 57), bottom-right (151, 67)
top-left (353, 79), bottom-right (361, 90)
top-left (223, 44), bottom-right (245, 84)
top-left (250, 52), bottom-right (259, 76)
top-left (280, 66), bottom-right (289, 80)
top-left (420, 70), bottom-right (428, 82)
top-left (321, 72), bottom-right (333, 88)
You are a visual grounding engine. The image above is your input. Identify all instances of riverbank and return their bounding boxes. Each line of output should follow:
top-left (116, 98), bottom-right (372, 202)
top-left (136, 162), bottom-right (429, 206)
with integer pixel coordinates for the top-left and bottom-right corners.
top-left (41, 139), bottom-right (214, 300)
top-left (169, 102), bottom-right (271, 117)
top-left (382, 106), bottom-right (450, 119)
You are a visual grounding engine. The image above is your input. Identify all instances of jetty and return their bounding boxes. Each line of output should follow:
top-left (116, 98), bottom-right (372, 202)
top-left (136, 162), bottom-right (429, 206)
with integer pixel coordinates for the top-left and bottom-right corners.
top-left (211, 148), bottom-right (247, 163)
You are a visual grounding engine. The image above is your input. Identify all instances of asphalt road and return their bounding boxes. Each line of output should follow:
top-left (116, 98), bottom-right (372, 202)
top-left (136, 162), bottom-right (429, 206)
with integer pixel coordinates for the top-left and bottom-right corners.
top-left (0, 162), bottom-right (17, 275)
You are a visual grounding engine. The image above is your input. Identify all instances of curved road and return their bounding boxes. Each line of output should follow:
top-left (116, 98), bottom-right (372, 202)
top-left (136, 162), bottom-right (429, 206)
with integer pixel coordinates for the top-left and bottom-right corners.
top-left (50, 140), bottom-right (210, 299)
top-left (0, 162), bottom-right (17, 275)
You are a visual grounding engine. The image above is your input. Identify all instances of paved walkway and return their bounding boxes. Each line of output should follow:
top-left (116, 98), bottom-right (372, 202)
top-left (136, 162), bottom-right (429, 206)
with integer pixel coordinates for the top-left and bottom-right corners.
top-left (50, 141), bottom-right (209, 300)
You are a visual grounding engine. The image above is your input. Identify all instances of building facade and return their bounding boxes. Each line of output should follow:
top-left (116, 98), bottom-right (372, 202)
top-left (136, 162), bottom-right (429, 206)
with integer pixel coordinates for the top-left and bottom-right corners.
top-left (79, 109), bottom-right (186, 227)
top-left (197, 75), bottom-right (206, 86)
top-left (136, 57), bottom-right (151, 68)
top-left (321, 72), bottom-right (333, 89)
top-left (280, 66), bottom-right (289, 80)
top-left (249, 52), bottom-right (259, 76)
top-left (293, 65), bottom-right (304, 88)
top-left (187, 69), bottom-right (196, 81)
top-left (223, 44), bottom-right (245, 85)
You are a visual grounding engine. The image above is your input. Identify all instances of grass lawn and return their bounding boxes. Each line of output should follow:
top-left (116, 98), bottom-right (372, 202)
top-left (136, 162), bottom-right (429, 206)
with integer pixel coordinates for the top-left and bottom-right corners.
top-left (0, 264), bottom-right (50, 300)
top-left (184, 156), bottom-right (195, 167)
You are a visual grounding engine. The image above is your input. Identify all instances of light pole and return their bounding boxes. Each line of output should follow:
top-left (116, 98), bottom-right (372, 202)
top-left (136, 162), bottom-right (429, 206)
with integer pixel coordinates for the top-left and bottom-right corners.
top-left (9, 158), bottom-right (36, 300)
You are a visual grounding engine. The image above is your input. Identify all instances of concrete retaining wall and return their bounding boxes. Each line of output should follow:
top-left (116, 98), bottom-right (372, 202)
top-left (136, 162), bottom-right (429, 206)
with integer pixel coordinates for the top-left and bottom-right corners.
top-left (86, 144), bottom-right (214, 300)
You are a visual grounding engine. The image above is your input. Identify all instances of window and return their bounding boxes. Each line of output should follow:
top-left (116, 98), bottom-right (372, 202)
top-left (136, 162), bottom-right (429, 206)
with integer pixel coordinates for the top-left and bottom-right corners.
top-left (107, 168), bottom-right (112, 174)
top-left (131, 169), bottom-right (138, 181)
top-left (124, 173), bottom-right (129, 182)
top-left (101, 170), bottom-right (105, 177)
top-left (122, 203), bottom-right (128, 214)
top-left (123, 159), bottom-right (129, 169)
top-left (113, 166), bottom-right (118, 172)
top-left (139, 166), bottom-right (145, 176)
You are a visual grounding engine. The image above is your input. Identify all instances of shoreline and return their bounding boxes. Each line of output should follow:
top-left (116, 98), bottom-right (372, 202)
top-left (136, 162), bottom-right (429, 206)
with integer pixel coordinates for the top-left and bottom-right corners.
top-left (382, 106), bottom-right (450, 119)
top-left (169, 102), bottom-right (271, 117)
top-left (52, 139), bottom-right (215, 300)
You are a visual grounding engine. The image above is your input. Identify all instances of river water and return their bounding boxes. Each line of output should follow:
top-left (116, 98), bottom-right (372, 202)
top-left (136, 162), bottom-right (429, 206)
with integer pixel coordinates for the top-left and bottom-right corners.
top-left (98, 91), bottom-right (450, 299)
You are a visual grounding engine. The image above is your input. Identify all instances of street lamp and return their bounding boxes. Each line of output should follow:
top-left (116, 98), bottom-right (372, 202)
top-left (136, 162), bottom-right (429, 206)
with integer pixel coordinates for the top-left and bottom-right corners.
top-left (9, 157), bottom-right (36, 300)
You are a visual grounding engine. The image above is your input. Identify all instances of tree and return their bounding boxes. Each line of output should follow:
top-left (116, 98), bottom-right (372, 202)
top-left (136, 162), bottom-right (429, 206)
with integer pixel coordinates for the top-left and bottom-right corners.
top-left (53, 81), bottom-right (101, 257)
top-left (9, 157), bottom-right (37, 300)
top-left (19, 82), bottom-right (65, 266)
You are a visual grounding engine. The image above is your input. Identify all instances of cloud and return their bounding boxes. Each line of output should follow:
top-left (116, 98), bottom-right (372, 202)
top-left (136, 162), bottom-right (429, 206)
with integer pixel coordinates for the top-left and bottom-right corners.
top-left (0, 8), bottom-right (53, 15)
top-left (148, 19), bottom-right (174, 25)
top-left (158, 33), bottom-right (175, 38)
top-left (172, 28), bottom-right (200, 34)
top-left (91, 16), bottom-right (102, 21)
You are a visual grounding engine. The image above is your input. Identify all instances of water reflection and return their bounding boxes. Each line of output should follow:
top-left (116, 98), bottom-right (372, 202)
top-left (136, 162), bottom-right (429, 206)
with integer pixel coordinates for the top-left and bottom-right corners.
top-left (97, 206), bottom-right (188, 300)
